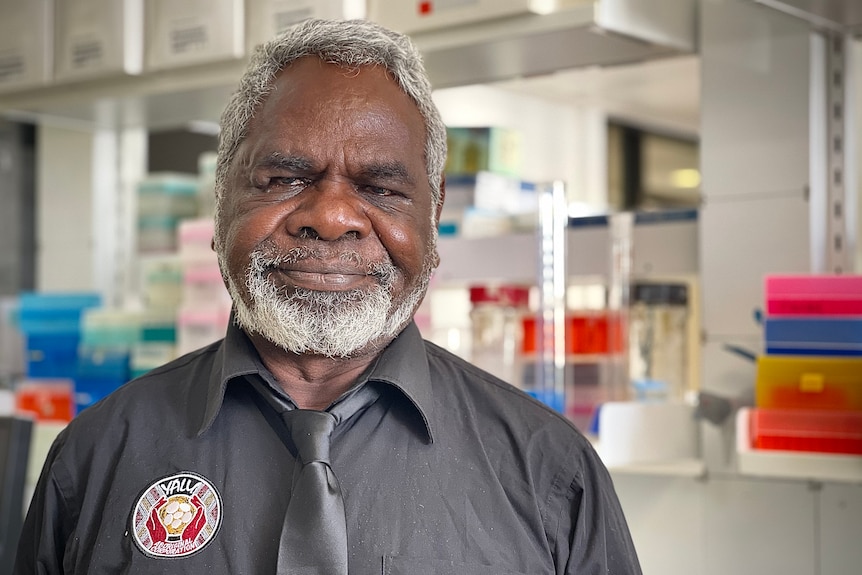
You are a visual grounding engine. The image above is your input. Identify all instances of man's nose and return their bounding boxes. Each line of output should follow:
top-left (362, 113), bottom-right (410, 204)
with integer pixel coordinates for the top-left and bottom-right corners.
top-left (282, 178), bottom-right (371, 241)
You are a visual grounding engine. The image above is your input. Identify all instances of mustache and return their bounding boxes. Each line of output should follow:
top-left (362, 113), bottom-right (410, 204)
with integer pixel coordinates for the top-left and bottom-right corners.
top-left (249, 243), bottom-right (397, 285)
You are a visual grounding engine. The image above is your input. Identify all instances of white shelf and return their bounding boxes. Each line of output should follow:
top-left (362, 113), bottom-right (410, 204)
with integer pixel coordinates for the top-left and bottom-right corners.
top-left (606, 457), bottom-right (707, 478)
top-left (736, 408), bottom-right (862, 484)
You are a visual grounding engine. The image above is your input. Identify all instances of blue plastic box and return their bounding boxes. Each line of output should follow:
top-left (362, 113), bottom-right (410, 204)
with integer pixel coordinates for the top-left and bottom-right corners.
top-left (18, 292), bottom-right (101, 335)
top-left (74, 376), bottom-right (126, 413)
top-left (764, 317), bottom-right (862, 356)
top-left (26, 333), bottom-right (81, 378)
top-left (77, 346), bottom-right (131, 381)
top-left (18, 292), bottom-right (101, 378)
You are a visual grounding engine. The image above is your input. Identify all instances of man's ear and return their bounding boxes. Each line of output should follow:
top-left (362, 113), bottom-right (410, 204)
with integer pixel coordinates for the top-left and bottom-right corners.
top-left (434, 174), bottom-right (446, 224)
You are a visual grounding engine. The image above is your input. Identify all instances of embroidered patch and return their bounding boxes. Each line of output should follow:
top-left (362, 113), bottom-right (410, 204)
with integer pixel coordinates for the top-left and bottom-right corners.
top-left (131, 472), bottom-right (222, 558)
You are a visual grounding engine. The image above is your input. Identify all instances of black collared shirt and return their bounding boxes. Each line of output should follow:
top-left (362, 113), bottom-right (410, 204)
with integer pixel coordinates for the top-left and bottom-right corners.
top-left (15, 321), bottom-right (641, 574)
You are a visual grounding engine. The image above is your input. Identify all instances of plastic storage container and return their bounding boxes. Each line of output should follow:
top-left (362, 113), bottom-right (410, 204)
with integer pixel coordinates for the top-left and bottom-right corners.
top-left (749, 408), bottom-right (862, 455)
top-left (756, 355), bottom-right (862, 411)
top-left (521, 310), bottom-right (625, 431)
top-left (628, 282), bottom-right (689, 401)
top-left (183, 262), bottom-right (231, 305)
top-left (80, 308), bottom-right (142, 347)
top-left (75, 346), bottom-right (132, 411)
top-left (140, 310), bottom-right (177, 343)
top-left (18, 292), bottom-right (101, 378)
top-left (764, 317), bottom-right (862, 356)
top-left (18, 292), bottom-right (102, 334)
top-left (521, 312), bottom-right (626, 357)
top-left (139, 255), bottom-right (184, 309)
top-left (137, 173), bottom-right (200, 214)
top-left (177, 305), bottom-right (231, 356)
top-left (469, 284), bottom-right (531, 386)
top-left (765, 274), bottom-right (862, 316)
top-left (15, 379), bottom-right (75, 423)
top-left (131, 342), bottom-right (176, 379)
top-left (178, 217), bottom-right (216, 264)
top-left (137, 173), bottom-right (201, 253)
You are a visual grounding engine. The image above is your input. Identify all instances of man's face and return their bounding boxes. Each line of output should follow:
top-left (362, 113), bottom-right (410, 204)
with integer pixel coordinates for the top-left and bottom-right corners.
top-left (216, 57), bottom-right (441, 357)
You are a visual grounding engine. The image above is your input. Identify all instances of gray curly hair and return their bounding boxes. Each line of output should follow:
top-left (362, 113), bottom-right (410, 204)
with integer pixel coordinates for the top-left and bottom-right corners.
top-left (214, 18), bottom-right (447, 216)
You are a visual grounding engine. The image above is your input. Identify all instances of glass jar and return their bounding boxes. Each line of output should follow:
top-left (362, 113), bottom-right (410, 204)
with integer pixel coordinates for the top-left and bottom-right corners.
top-left (469, 284), bottom-right (531, 387)
top-left (628, 282), bottom-right (689, 401)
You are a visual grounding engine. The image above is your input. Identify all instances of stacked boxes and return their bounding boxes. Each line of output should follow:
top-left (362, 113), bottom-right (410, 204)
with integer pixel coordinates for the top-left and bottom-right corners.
top-left (76, 307), bottom-right (175, 410)
top-left (176, 218), bottom-right (232, 356)
top-left (748, 275), bottom-right (862, 456)
top-left (76, 308), bottom-right (131, 410)
top-left (78, 307), bottom-right (139, 396)
top-left (138, 254), bottom-right (184, 310)
top-left (17, 292), bottom-right (101, 380)
top-left (137, 173), bottom-right (200, 254)
top-left (15, 294), bottom-right (178, 415)
top-left (15, 292), bottom-right (101, 421)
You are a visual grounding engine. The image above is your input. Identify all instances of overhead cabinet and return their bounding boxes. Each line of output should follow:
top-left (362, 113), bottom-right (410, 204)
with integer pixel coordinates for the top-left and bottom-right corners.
top-left (0, 0), bottom-right (696, 126)
top-left (54, 0), bottom-right (144, 82)
top-left (144, 0), bottom-right (244, 71)
top-left (245, 0), bottom-right (366, 55)
top-left (0, 0), bottom-right (52, 93)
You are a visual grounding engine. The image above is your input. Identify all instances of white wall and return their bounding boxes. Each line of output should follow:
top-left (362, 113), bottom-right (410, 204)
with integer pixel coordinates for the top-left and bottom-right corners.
top-left (433, 84), bottom-right (610, 209)
top-left (855, 39), bottom-right (862, 274)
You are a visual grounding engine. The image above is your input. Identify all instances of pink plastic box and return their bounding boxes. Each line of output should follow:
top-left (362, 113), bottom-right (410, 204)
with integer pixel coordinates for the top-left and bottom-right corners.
top-left (765, 275), bottom-right (862, 316)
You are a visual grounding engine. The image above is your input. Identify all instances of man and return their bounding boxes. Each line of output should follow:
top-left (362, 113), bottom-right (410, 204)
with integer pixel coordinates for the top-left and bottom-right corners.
top-left (16, 18), bottom-right (641, 575)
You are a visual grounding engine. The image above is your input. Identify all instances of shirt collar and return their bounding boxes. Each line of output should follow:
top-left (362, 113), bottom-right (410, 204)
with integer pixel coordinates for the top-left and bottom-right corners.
top-left (193, 318), bottom-right (435, 443)
top-left (362, 321), bottom-right (435, 442)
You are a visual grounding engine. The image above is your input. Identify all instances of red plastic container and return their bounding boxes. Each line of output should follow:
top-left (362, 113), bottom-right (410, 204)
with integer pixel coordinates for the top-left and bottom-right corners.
top-left (749, 408), bottom-right (862, 455)
top-left (15, 379), bottom-right (75, 423)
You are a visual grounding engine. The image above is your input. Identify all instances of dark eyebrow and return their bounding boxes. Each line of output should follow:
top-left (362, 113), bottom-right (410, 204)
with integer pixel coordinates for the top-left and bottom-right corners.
top-left (359, 162), bottom-right (415, 186)
top-left (255, 153), bottom-right (314, 172)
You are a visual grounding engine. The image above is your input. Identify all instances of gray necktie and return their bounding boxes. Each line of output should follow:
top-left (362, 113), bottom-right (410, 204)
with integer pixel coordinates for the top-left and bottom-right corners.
top-left (277, 409), bottom-right (346, 574)
top-left (275, 385), bottom-right (380, 575)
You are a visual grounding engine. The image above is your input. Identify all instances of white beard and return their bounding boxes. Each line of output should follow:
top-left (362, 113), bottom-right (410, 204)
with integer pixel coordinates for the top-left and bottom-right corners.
top-left (224, 245), bottom-right (431, 358)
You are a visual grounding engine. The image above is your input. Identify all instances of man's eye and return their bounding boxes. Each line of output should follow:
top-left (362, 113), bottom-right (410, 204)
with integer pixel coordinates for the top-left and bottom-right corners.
top-left (264, 177), bottom-right (310, 191)
top-left (363, 185), bottom-right (394, 196)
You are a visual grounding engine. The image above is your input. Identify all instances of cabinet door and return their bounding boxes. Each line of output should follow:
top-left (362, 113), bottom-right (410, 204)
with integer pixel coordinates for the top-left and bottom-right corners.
top-left (705, 478), bottom-right (816, 575)
top-left (820, 483), bottom-right (862, 575)
top-left (611, 474), bottom-right (704, 575)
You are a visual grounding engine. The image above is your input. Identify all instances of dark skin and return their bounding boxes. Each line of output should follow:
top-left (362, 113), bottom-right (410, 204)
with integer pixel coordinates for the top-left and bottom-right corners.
top-left (219, 57), bottom-right (445, 410)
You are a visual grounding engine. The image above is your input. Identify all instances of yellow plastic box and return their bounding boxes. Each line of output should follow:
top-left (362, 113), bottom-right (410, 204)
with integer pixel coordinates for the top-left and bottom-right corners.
top-left (755, 355), bottom-right (862, 411)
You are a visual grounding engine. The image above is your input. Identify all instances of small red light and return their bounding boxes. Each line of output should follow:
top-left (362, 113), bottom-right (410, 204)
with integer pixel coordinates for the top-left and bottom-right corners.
top-left (419, 1), bottom-right (432, 15)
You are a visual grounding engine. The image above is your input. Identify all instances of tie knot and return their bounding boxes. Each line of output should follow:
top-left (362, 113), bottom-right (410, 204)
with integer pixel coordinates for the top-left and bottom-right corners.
top-left (283, 410), bottom-right (336, 464)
